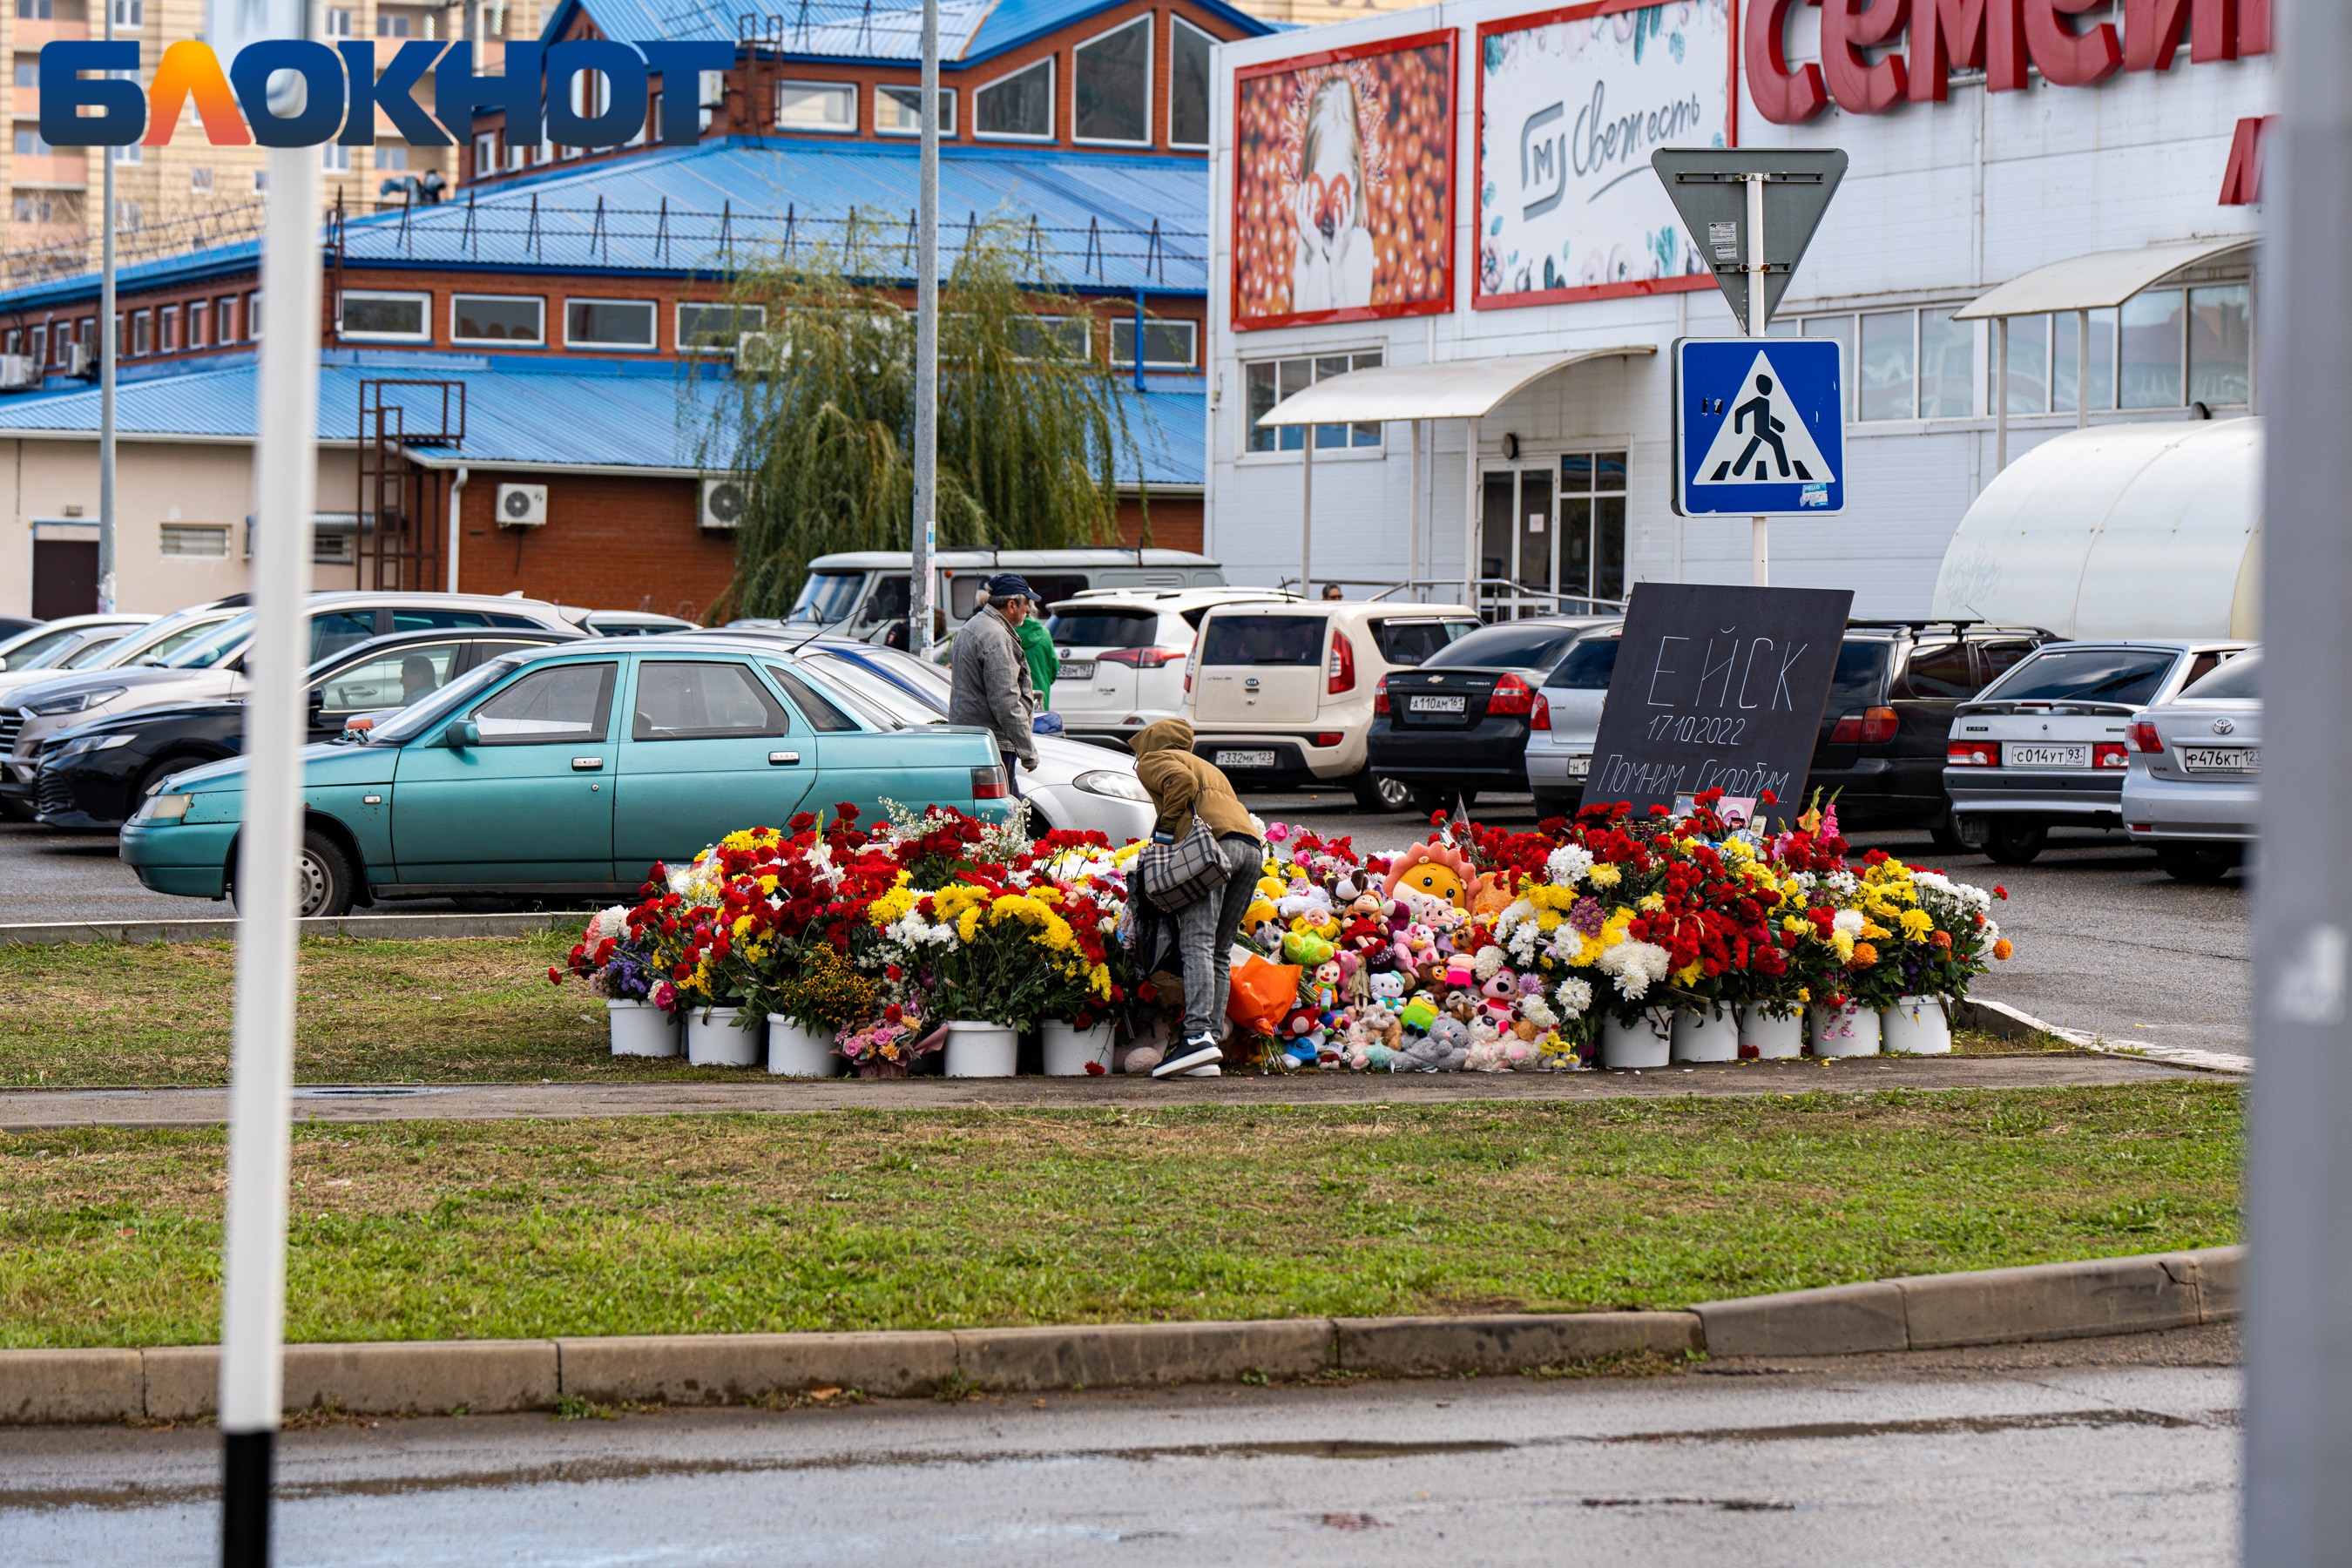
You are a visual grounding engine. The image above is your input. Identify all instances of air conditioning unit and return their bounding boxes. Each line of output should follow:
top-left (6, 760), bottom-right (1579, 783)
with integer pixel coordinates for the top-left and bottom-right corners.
top-left (65, 341), bottom-right (93, 379)
top-left (497, 483), bottom-right (549, 528)
top-left (0, 355), bottom-right (39, 391)
top-left (736, 330), bottom-right (783, 373)
top-left (700, 476), bottom-right (747, 531)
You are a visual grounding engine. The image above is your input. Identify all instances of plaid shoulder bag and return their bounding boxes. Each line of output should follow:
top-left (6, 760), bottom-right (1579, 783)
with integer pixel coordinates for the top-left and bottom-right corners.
top-left (1136, 818), bottom-right (1231, 912)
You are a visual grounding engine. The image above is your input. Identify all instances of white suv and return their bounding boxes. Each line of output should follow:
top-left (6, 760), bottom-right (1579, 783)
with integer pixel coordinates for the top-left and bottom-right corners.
top-left (1185, 599), bottom-right (1479, 808)
top-left (1044, 588), bottom-right (1294, 748)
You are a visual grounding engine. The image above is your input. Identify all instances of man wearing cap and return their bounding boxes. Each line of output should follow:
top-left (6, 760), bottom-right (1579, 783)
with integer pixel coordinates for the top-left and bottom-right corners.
top-left (949, 572), bottom-right (1041, 779)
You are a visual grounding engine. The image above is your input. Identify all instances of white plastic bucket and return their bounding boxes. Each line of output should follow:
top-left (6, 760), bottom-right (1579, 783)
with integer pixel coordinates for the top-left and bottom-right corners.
top-left (684, 1006), bottom-right (760, 1067)
top-left (1041, 1019), bottom-right (1115, 1076)
top-left (1671, 1007), bottom-right (1739, 1063)
top-left (607, 999), bottom-right (678, 1058)
top-left (1739, 1004), bottom-right (1805, 1059)
top-left (1599, 1010), bottom-right (1673, 1070)
top-left (944, 1020), bottom-right (1019, 1077)
top-left (1882, 995), bottom-right (1954, 1055)
top-left (766, 1015), bottom-right (841, 1077)
top-left (1808, 1003), bottom-right (1882, 1058)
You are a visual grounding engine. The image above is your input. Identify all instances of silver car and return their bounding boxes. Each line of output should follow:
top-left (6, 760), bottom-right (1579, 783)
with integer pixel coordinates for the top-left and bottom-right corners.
top-left (2122, 646), bottom-right (2260, 882)
top-left (1523, 624), bottom-right (1622, 818)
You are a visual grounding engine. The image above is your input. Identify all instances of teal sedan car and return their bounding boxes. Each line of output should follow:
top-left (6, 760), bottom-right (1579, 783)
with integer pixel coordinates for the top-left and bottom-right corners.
top-left (118, 638), bottom-right (1014, 917)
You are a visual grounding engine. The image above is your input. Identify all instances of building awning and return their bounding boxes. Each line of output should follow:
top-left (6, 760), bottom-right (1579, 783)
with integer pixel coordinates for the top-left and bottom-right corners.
top-left (1951, 237), bottom-right (2255, 321)
top-left (1253, 345), bottom-right (1656, 426)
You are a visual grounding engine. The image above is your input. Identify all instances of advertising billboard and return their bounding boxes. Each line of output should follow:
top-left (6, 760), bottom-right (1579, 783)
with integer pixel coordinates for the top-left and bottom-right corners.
top-left (1475, 0), bottom-right (1734, 310)
top-left (1230, 30), bottom-right (1456, 331)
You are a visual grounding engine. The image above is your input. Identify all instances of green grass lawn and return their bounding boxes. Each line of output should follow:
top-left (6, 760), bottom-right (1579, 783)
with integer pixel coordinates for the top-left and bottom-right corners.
top-left (0, 1085), bottom-right (2240, 1348)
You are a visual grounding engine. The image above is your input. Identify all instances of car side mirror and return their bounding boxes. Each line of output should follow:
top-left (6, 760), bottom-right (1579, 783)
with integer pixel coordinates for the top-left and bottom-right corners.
top-left (445, 719), bottom-right (480, 749)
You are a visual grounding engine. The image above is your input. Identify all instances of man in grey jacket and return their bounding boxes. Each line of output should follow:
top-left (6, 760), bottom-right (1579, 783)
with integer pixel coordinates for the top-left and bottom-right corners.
top-left (948, 572), bottom-right (1040, 774)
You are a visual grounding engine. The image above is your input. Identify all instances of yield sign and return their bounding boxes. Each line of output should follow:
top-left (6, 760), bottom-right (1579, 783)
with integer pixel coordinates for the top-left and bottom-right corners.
top-left (1650, 149), bottom-right (1848, 333)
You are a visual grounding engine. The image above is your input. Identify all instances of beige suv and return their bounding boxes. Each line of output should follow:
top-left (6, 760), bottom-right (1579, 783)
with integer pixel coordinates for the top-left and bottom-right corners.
top-left (1185, 599), bottom-right (1479, 808)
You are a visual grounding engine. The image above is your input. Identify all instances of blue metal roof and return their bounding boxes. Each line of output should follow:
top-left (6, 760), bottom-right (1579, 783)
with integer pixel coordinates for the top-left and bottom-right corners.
top-left (0, 138), bottom-right (1206, 312)
top-left (0, 350), bottom-right (1206, 488)
top-left (542, 0), bottom-right (1268, 64)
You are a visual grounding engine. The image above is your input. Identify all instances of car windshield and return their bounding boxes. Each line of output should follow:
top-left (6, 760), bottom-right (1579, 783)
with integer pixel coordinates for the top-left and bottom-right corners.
top-left (801, 653), bottom-right (936, 728)
top-left (1825, 640), bottom-right (1896, 714)
top-left (1424, 623), bottom-right (1584, 672)
top-left (1048, 610), bottom-right (1156, 649)
top-left (789, 571), bottom-right (866, 624)
top-left (2180, 649), bottom-right (2261, 701)
top-left (366, 659), bottom-right (515, 744)
top-left (1544, 636), bottom-right (1621, 690)
top-left (166, 612), bottom-right (256, 669)
top-left (1199, 615), bottom-right (1324, 666)
top-left (1371, 618), bottom-right (1478, 666)
top-left (1984, 646), bottom-right (2179, 706)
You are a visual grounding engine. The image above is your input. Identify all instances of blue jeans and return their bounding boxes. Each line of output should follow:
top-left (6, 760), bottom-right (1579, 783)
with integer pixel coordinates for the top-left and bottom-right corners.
top-left (1174, 835), bottom-right (1265, 1043)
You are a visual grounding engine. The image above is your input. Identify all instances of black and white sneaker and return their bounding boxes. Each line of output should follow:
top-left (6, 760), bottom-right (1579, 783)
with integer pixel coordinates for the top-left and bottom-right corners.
top-left (1153, 1034), bottom-right (1224, 1078)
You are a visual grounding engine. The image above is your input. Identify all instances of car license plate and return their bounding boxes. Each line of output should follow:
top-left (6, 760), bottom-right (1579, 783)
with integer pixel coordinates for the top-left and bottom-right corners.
top-left (1408, 694), bottom-right (1467, 714)
top-left (2004, 742), bottom-right (2090, 769)
top-left (2180, 745), bottom-right (2259, 774)
top-left (1566, 755), bottom-right (1591, 779)
top-left (1058, 659), bottom-right (1095, 681)
top-left (1215, 749), bottom-right (1276, 769)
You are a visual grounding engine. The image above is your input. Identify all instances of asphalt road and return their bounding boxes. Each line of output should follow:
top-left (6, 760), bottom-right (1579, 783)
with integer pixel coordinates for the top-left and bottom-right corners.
top-left (0, 1328), bottom-right (2240, 1566)
top-left (0, 794), bottom-right (2252, 1056)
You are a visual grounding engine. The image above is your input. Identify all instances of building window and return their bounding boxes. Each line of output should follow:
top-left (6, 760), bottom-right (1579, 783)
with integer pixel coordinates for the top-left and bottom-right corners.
top-left (776, 80), bottom-right (855, 132)
top-left (473, 131), bottom-right (497, 173)
top-left (12, 193), bottom-right (52, 223)
top-left (189, 166), bottom-right (213, 193)
top-left (323, 6), bottom-right (353, 34)
top-left (1169, 17), bottom-right (1213, 150)
top-left (217, 294), bottom-right (239, 341)
top-left (678, 301), bottom-right (767, 354)
top-left (338, 290), bottom-right (430, 341)
top-left (876, 85), bottom-right (954, 136)
top-left (377, 145), bottom-right (408, 171)
top-left (1856, 310), bottom-right (1916, 422)
top-left (322, 142), bottom-right (350, 172)
top-left (160, 524), bottom-right (229, 558)
top-left (564, 298), bottom-right (657, 350)
top-left (112, 142), bottom-right (141, 165)
top-left (452, 294), bottom-right (545, 346)
top-left (1244, 349), bottom-right (1384, 453)
top-left (1918, 307), bottom-right (1973, 418)
top-left (13, 57), bottom-right (36, 87)
top-left (1557, 451), bottom-right (1629, 606)
top-left (27, 325), bottom-right (45, 366)
top-left (13, 128), bottom-right (51, 157)
top-left (314, 527), bottom-right (355, 565)
top-left (1074, 17), bottom-right (1150, 145)
top-left (158, 305), bottom-right (177, 351)
top-left (975, 57), bottom-right (1052, 140)
top-left (2120, 289), bottom-right (2187, 409)
top-left (1012, 314), bottom-right (1090, 360)
top-left (1112, 316), bottom-right (1195, 369)
top-left (375, 10), bottom-right (411, 36)
top-left (2189, 284), bottom-right (2250, 406)
top-left (129, 310), bottom-right (153, 355)
top-left (112, 0), bottom-right (140, 24)
top-left (15, 0), bottom-right (52, 19)
top-left (187, 301), bottom-right (207, 348)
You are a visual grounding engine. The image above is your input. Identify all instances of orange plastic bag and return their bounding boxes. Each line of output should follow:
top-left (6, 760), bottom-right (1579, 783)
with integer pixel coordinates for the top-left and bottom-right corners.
top-left (1227, 956), bottom-right (1303, 1036)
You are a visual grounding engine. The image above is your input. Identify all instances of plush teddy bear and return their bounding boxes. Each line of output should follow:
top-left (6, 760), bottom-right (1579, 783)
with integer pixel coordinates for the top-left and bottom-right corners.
top-left (1463, 1035), bottom-right (1511, 1072)
top-left (1349, 1042), bottom-right (1396, 1072)
top-left (1397, 1013), bottom-right (1470, 1071)
top-left (1479, 970), bottom-right (1518, 1030)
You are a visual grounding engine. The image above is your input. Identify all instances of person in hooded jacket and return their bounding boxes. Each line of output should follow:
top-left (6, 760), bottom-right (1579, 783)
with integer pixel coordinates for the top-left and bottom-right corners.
top-left (1128, 718), bottom-right (1262, 1078)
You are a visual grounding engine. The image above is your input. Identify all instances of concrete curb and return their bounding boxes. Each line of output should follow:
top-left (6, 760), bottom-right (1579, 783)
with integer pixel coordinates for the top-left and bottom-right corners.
top-left (1956, 996), bottom-right (2254, 1077)
top-left (0, 912), bottom-right (588, 947)
top-left (0, 1246), bottom-right (2241, 1425)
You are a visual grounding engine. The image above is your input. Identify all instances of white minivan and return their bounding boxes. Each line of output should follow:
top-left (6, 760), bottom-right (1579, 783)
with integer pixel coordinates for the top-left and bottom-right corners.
top-left (775, 549), bottom-right (1227, 643)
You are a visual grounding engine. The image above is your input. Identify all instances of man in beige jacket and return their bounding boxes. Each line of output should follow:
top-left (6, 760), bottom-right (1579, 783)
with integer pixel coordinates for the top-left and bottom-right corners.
top-left (1130, 718), bottom-right (1263, 1078)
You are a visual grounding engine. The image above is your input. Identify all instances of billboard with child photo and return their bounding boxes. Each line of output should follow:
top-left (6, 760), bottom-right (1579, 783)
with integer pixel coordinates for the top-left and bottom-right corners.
top-left (1229, 31), bottom-right (1456, 331)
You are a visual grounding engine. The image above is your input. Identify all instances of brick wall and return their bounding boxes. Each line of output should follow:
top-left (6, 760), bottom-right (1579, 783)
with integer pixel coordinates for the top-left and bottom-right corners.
top-left (455, 469), bottom-right (734, 618)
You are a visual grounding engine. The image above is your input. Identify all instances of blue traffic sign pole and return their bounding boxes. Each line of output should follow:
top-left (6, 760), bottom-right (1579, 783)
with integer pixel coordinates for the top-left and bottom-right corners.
top-left (1745, 172), bottom-right (1767, 585)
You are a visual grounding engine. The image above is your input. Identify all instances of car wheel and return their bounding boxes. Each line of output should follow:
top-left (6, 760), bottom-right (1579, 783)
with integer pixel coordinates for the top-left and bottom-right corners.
top-left (1927, 809), bottom-right (1968, 855)
top-left (233, 828), bottom-right (356, 921)
top-left (1983, 820), bottom-right (2048, 866)
top-left (1357, 773), bottom-right (1414, 812)
top-left (2154, 841), bottom-right (2240, 882)
top-left (1531, 790), bottom-right (1576, 821)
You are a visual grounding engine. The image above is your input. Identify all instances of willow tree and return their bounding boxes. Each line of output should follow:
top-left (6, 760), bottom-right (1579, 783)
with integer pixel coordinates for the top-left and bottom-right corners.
top-left (708, 220), bottom-right (1146, 621)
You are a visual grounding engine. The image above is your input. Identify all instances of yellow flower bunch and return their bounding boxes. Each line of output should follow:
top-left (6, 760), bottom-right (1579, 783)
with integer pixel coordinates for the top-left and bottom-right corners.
top-left (866, 873), bottom-right (917, 929)
top-left (720, 827), bottom-right (782, 854)
top-left (1586, 863), bottom-right (1623, 889)
top-left (1897, 908), bottom-right (1935, 941)
top-left (1557, 906), bottom-right (1637, 968)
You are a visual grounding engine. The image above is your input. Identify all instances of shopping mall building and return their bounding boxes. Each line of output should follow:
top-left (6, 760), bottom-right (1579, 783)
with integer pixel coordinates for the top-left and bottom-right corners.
top-left (1204, 0), bottom-right (2273, 618)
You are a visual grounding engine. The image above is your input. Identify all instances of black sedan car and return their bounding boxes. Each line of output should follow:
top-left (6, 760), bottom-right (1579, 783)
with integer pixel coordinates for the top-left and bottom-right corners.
top-left (1366, 618), bottom-right (1615, 813)
top-left (35, 626), bottom-right (578, 828)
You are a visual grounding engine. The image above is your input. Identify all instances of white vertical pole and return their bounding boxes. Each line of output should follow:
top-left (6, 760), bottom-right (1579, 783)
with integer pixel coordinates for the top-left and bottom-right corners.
top-left (2247, 0), bottom-right (2352, 1556)
top-left (2077, 309), bottom-right (2091, 430)
top-left (98, 0), bottom-right (116, 613)
top-left (1407, 418), bottom-right (1420, 597)
top-left (909, 0), bottom-right (939, 657)
top-left (1461, 417), bottom-right (1479, 612)
top-left (218, 139), bottom-right (323, 1568)
top-left (1995, 316), bottom-right (2010, 473)
top-left (1746, 171), bottom-right (1767, 587)
top-left (445, 466), bottom-right (466, 592)
top-left (1299, 425), bottom-right (1314, 595)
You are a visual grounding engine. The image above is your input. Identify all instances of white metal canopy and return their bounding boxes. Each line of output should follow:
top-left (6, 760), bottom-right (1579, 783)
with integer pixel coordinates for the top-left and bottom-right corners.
top-left (1253, 345), bottom-right (1657, 426)
top-left (1951, 237), bottom-right (2255, 320)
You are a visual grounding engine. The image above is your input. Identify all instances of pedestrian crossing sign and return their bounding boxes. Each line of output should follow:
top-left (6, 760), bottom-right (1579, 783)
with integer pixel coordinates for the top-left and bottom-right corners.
top-left (1672, 338), bottom-right (1845, 517)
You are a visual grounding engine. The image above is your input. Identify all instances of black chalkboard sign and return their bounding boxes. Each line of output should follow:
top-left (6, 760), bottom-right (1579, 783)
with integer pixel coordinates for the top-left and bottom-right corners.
top-left (1584, 582), bottom-right (1855, 825)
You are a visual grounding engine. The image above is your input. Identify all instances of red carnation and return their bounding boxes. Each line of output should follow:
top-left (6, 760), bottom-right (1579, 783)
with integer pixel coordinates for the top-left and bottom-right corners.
top-left (546, 966), bottom-right (562, 983)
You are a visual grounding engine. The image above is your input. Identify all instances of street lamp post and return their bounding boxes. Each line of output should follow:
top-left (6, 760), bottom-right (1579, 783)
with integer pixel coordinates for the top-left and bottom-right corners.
top-left (98, 0), bottom-right (116, 612)
top-left (909, 0), bottom-right (939, 659)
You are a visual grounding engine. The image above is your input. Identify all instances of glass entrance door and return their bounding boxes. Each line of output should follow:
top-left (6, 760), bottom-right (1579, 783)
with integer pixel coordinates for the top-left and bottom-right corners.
top-left (1477, 465), bottom-right (1558, 620)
